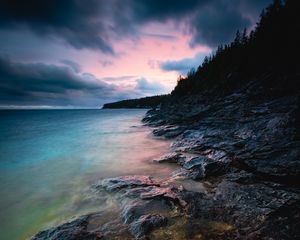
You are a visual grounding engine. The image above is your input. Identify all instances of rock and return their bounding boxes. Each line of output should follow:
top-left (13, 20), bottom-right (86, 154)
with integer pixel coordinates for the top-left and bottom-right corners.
top-left (173, 156), bottom-right (230, 180)
top-left (247, 199), bottom-right (300, 240)
top-left (99, 175), bottom-right (189, 238)
top-left (120, 199), bottom-right (170, 224)
top-left (100, 175), bottom-right (188, 210)
top-left (129, 214), bottom-right (167, 239)
top-left (100, 175), bottom-right (159, 192)
top-left (32, 79), bottom-right (300, 239)
top-left (142, 80), bottom-right (300, 238)
top-left (32, 215), bottom-right (103, 240)
top-left (153, 125), bottom-right (184, 138)
top-left (153, 152), bottom-right (186, 165)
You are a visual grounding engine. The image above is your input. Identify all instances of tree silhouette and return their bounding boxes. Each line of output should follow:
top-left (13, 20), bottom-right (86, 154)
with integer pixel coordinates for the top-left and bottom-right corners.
top-left (172, 0), bottom-right (299, 97)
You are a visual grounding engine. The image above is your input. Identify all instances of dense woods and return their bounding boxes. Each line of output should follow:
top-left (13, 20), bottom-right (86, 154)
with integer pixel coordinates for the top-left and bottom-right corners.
top-left (173, 0), bottom-right (299, 97)
top-left (103, 0), bottom-right (299, 108)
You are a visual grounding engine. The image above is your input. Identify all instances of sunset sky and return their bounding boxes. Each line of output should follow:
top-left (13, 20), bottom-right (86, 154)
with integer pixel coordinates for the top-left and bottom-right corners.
top-left (0, 0), bottom-right (271, 108)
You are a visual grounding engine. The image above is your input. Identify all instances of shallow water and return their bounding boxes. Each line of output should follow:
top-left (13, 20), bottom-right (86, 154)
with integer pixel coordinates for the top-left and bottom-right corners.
top-left (0, 109), bottom-right (175, 240)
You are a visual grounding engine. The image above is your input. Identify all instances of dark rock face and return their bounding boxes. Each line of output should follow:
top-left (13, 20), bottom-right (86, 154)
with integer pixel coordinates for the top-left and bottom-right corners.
top-left (141, 80), bottom-right (300, 239)
top-left (146, 84), bottom-right (300, 181)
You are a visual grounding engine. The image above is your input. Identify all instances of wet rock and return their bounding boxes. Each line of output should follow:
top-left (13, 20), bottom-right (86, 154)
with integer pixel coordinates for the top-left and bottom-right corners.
top-left (120, 199), bottom-right (170, 224)
top-left (99, 175), bottom-right (190, 238)
top-left (100, 175), bottom-right (188, 210)
top-left (142, 81), bottom-right (300, 238)
top-left (153, 125), bottom-right (184, 138)
top-left (173, 156), bottom-right (230, 180)
top-left (153, 152), bottom-right (186, 165)
top-left (101, 175), bottom-right (159, 192)
top-left (32, 215), bottom-right (103, 240)
top-left (129, 214), bottom-right (167, 239)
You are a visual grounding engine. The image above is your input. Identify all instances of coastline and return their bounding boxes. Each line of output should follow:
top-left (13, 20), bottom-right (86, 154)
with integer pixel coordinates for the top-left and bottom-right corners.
top-left (32, 79), bottom-right (300, 239)
top-left (0, 109), bottom-right (172, 240)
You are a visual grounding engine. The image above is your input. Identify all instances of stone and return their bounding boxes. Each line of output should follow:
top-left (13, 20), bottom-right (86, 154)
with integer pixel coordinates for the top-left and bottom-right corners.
top-left (153, 152), bottom-right (186, 165)
top-left (129, 214), bottom-right (167, 239)
top-left (31, 215), bottom-right (103, 240)
top-left (100, 175), bottom-right (159, 192)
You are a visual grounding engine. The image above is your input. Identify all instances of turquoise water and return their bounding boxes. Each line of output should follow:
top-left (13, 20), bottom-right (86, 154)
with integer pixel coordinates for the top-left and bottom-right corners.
top-left (0, 109), bottom-right (174, 240)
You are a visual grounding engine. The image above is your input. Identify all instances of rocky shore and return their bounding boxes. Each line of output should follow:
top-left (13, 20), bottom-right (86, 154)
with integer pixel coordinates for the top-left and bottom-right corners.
top-left (32, 76), bottom-right (300, 240)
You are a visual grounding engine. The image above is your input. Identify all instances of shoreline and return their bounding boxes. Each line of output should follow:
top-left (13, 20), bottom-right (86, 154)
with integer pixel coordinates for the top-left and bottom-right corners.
top-left (32, 87), bottom-right (300, 239)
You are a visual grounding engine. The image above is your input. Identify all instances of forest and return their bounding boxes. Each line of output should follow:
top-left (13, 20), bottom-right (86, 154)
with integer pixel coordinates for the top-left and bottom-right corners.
top-left (103, 0), bottom-right (299, 108)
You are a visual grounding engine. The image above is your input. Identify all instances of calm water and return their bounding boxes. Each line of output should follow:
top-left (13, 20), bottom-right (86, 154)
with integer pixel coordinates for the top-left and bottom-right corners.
top-left (0, 109), bottom-right (174, 240)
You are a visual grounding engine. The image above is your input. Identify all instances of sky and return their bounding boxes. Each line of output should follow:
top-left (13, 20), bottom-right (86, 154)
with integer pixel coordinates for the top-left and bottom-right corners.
top-left (0, 0), bottom-right (272, 108)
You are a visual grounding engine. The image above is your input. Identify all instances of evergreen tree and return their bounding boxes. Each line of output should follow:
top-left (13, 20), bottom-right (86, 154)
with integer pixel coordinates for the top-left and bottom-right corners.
top-left (171, 0), bottom-right (299, 97)
top-left (242, 28), bottom-right (248, 45)
top-left (234, 30), bottom-right (241, 45)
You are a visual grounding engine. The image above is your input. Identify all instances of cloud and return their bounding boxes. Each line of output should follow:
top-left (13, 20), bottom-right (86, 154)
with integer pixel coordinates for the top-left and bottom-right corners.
top-left (188, 1), bottom-right (251, 47)
top-left (0, 0), bottom-right (114, 53)
top-left (126, 0), bottom-right (272, 47)
top-left (128, 0), bottom-right (209, 22)
top-left (0, 56), bottom-right (117, 107)
top-left (99, 60), bottom-right (114, 67)
top-left (0, 0), bottom-right (272, 52)
top-left (141, 33), bottom-right (177, 40)
top-left (60, 59), bottom-right (81, 73)
top-left (159, 53), bottom-right (205, 75)
top-left (135, 77), bottom-right (167, 95)
top-left (0, 56), bottom-right (170, 107)
top-left (102, 75), bottom-right (136, 82)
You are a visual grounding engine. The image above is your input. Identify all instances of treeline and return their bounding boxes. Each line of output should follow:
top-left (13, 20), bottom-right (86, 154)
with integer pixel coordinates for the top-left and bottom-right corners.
top-left (173, 0), bottom-right (300, 97)
top-left (103, 0), bottom-right (299, 109)
top-left (102, 95), bottom-right (168, 109)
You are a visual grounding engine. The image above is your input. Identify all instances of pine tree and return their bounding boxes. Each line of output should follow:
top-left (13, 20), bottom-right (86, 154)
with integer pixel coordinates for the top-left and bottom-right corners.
top-left (234, 30), bottom-right (241, 45)
top-left (242, 28), bottom-right (248, 45)
top-left (202, 56), bottom-right (209, 67)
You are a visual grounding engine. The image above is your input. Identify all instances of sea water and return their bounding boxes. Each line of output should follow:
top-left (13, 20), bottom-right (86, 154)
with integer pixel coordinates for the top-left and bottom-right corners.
top-left (0, 109), bottom-right (175, 240)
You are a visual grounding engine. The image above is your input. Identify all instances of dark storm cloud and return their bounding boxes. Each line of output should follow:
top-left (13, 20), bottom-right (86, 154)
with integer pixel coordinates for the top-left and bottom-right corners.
top-left (188, 0), bottom-right (272, 47)
top-left (0, 0), bottom-right (114, 53)
top-left (126, 0), bottom-right (271, 47)
top-left (189, 1), bottom-right (250, 47)
top-left (127, 0), bottom-right (209, 22)
top-left (0, 0), bottom-right (272, 51)
top-left (0, 56), bottom-right (116, 106)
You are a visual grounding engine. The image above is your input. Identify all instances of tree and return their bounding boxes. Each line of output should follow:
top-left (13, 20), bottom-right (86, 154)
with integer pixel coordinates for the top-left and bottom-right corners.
top-left (216, 44), bottom-right (224, 56)
top-left (202, 56), bottom-right (209, 67)
top-left (187, 68), bottom-right (196, 78)
top-left (234, 30), bottom-right (241, 45)
top-left (242, 28), bottom-right (248, 45)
